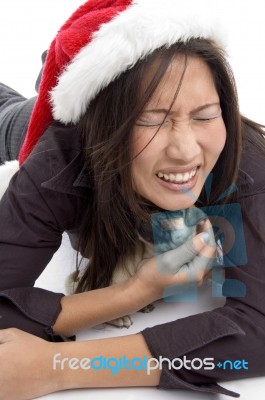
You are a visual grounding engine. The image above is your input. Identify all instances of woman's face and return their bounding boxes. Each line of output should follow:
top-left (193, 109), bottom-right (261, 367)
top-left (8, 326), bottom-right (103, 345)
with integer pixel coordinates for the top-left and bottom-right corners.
top-left (131, 55), bottom-right (227, 211)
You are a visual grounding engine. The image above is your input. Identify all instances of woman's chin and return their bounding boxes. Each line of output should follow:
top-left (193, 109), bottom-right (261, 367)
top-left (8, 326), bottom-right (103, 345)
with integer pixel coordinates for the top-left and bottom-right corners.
top-left (147, 199), bottom-right (197, 212)
top-left (139, 192), bottom-right (200, 213)
top-left (159, 204), bottom-right (195, 212)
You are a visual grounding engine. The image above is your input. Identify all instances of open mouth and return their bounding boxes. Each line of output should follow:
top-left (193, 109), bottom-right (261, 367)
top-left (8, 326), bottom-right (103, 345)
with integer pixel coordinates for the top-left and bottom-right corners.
top-left (156, 167), bottom-right (199, 185)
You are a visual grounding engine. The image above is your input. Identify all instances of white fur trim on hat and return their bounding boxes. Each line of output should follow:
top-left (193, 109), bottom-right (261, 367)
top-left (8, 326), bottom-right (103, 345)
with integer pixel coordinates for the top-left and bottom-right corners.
top-left (0, 160), bottom-right (19, 200)
top-left (51, 0), bottom-right (225, 124)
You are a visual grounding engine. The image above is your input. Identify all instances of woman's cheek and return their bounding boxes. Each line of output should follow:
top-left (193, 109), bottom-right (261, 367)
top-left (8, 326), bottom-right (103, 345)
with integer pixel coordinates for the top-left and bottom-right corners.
top-left (132, 126), bottom-right (159, 157)
top-left (208, 122), bottom-right (227, 158)
top-left (131, 128), bottom-right (147, 156)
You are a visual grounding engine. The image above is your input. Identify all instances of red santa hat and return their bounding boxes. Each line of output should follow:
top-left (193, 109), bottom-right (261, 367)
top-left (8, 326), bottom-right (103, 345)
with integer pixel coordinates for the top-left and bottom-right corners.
top-left (18, 0), bottom-right (225, 165)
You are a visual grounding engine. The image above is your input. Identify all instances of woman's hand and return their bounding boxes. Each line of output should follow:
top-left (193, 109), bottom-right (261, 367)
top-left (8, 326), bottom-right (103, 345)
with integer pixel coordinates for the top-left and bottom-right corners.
top-left (51, 218), bottom-right (215, 337)
top-left (133, 219), bottom-right (216, 302)
top-left (0, 328), bottom-right (62, 400)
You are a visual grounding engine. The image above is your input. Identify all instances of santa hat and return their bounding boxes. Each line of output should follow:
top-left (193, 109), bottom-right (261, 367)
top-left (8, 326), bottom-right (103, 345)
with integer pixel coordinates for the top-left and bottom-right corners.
top-left (18, 0), bottom-right (225, 165)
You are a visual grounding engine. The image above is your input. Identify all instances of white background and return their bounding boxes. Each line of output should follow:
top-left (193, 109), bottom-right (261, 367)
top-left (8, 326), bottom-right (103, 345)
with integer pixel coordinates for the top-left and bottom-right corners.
top-left (0, 1), bottom-right (265, 399)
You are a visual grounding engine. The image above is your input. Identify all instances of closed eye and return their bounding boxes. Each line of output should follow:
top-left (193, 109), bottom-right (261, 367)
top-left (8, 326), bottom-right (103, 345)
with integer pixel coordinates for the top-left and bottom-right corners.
top-left (135, 118), bottom-right (169, 127)
top-left (193, 116), bottom-right (220, 121)
top-left (135, 109), bottom-right (222, 126)
top-left (192, 111), bottom-right (222, 121)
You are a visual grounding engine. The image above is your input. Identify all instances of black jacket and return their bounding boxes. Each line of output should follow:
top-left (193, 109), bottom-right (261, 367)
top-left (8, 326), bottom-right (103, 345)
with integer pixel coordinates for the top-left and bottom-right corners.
top-left (1, 122), bottom-right (265, 398)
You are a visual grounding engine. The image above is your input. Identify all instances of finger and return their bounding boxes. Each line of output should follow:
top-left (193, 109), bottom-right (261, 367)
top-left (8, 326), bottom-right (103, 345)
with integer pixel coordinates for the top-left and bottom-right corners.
top-left (177, 222), bottom-right (216, 279)
top-left (178, 252), bottom-right (214, 284)
top-left (196, 219), bottom-right (217, 255)
top-left (185, 237), bottom-right (217, 281)
top-left (158, 231), bottom-right (210, 274)
top-left (190, 228), bottom-right (217, 274)
top-left (189, 251), bottom-right (214, 273)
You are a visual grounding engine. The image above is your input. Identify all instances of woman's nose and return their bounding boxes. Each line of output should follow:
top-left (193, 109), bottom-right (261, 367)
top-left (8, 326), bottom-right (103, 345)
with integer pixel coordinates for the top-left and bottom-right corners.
top-left (165, 123), bottom-right (201, 162)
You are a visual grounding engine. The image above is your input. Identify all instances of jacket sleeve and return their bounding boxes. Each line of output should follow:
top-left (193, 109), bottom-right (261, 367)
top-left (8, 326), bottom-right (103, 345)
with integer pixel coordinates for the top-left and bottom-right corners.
top-left (141, 142), bottom-right (265, 397)
top-left (0, 124), bottom-right (86, 341)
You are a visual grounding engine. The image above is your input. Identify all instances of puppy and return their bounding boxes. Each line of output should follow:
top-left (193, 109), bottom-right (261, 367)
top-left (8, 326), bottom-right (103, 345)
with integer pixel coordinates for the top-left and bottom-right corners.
top-left (65, 207), bottom-right (207, 328)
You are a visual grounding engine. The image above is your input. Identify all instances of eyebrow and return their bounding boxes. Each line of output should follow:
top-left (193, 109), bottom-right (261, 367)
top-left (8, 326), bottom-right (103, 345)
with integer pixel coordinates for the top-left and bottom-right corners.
top-left (143, 102), bottom-right (221, 115)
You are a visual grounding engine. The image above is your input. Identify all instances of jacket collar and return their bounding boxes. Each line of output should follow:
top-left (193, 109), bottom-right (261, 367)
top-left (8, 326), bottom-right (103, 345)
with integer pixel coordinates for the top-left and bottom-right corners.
top-left (73, 163), bottom-right (92, 188)
top-left (41, 152), bottom-right (92, 198)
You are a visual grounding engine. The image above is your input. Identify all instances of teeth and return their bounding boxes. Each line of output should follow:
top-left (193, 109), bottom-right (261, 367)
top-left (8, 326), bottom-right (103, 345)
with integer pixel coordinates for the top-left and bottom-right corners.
top-left (182, 172), bottom-right (190, 182)
top-left (157, 168), bottom-right (197, 184)
top-left (176, 173), bottom-right (183, 183)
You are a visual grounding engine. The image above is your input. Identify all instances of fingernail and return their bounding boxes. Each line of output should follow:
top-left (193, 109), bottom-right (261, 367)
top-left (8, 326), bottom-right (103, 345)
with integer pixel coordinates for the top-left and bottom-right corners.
top-left (200, 232), bottom-right (210, 245)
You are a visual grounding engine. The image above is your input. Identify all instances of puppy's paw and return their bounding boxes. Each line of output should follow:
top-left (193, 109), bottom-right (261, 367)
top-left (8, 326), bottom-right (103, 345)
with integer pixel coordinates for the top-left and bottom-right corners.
top-left (107, 315), bottom-right (133, 329)
top-left (65, 271), bottom-right (79, 295)
top-left (139, 303), bottom-right (155, 313)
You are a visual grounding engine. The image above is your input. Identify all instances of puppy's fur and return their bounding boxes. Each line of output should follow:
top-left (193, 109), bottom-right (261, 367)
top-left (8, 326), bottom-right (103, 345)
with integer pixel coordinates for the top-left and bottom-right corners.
top-left (66, 210), bottom-right (206, 328)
